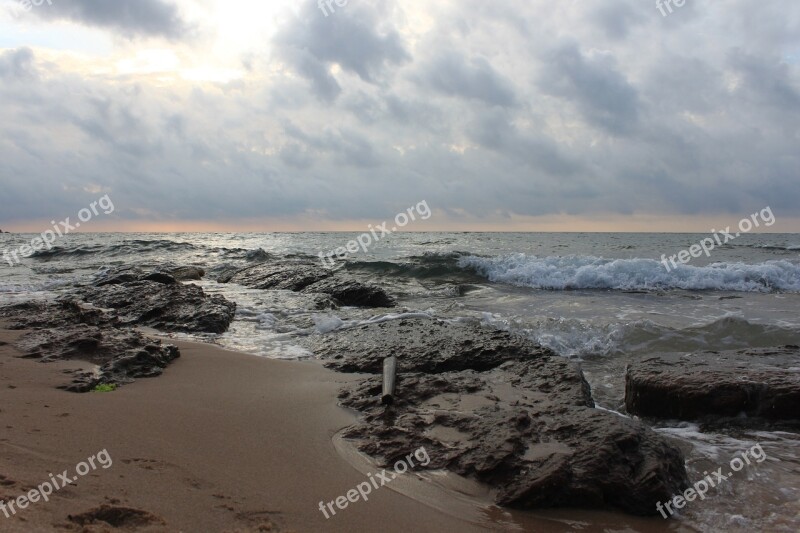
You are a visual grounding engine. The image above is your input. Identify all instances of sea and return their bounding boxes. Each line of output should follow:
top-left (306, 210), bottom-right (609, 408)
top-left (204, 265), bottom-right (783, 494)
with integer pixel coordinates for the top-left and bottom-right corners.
top-left (1, 231), bottom-right (799, 531)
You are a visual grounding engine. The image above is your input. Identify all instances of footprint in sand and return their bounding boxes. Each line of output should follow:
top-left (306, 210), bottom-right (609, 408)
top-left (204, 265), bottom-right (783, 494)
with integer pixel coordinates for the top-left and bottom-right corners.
top-left (121, 458), bottom-right (212, 490)
top-left (234, 509), bottom-right (286, 532)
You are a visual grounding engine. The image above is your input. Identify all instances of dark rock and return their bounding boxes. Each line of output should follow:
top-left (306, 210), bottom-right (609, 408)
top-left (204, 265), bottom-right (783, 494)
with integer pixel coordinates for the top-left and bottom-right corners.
top-left (142, 272), bottom-right (178, 284)
top-left (301, 278), bottom-right (395, 309)
top-left (222, 260), bottom-right (395, 308)
top-left (13, 325), bottom-right (179, 392)
top-left (227, 262), bottom-right (328, 291)
top-left (216, 265), bottom-right (241, 284)
top-left (94, 266), bottom-right (178, 286)
top-left (312, 318), bottom-right (553, 373)
top-left (0, 300), bottom-right (118, 330)
top-left (245, 249), bottom-right (271, 262)
top-left (317, 318), bottom-right (689, 516)
top-left (170, 266), bottom-right (205, 281)
top-left (625, 346), bottom-right (800, 423)
top-left (94, 266), bottom-right (143, 286)
top-left (70, 281), bottom-right (236, 334)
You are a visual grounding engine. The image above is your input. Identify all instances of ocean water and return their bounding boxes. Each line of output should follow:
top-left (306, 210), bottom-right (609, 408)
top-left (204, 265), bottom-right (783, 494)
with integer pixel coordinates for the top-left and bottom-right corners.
top-left (1, 231), bottom-right (799, 531)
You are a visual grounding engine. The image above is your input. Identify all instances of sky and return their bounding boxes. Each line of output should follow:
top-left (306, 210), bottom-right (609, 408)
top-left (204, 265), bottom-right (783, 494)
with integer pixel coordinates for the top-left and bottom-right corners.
top-left (0, 0), bottom-right (799, 232)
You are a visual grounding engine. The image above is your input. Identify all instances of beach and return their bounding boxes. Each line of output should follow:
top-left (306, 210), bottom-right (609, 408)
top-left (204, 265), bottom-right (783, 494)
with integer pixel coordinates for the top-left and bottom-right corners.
top-left (0, 232), bottom-right (798, 532)
top-left (0, 326), bottom-right (492, 532)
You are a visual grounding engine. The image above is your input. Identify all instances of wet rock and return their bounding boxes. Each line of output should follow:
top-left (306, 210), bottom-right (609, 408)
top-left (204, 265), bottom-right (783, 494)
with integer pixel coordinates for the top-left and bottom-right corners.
top-left (625, 346), bottom-right (800, 422)
top-left (14, 325), bottom-right (179, 392)
top-left (222, 260), bottom-right (395, 308)
top-left (170, 266), bottom-right (205, 281)
top-left (301, 278), bottom-right (395, 309)
top-left (227, 262), bottom-right (328, 291)
top-left (70, 281), bottom-right (236, 334)
top-left (245, 248), bottom-right (271, 262)
top-left (317, 318), bottom-right (689, 515)
top-left (0, 300), bottom-right (118, 330)
top-left (312, 318), bottom-right (554, 373)
top-left (94, 266), bottom-right (146, 286)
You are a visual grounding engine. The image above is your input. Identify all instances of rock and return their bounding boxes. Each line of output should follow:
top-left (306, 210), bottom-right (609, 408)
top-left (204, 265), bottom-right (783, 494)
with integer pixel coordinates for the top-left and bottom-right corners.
top-left (94, 266), bottom-right (145, 286)
top-left (70, 281), bottom-right (236, 334)
top-left (170, 266), bottom-right (205, 281)
top-left (314, 318), bottom-right (689, 515)
top-left (227, 262), bottom-right (329, 291)
top-left (222, 259), bottom-right (395, 308)
top-left (625, 346), bottom-right (800, 423)
top-left (245, 249), bottom-right (271, 262)
top-left (13, 325), bottom-right (179, 392)
top-left (76, 282), bottom-right (235, 334)
top-left (312, 318), bottom-right (554, 373)
top-left (0, 300), bottom-right (118, 330)
top-left (142, 272), bottom-right (178, 284)
top-left (300, 278), bottom-right (395, 309)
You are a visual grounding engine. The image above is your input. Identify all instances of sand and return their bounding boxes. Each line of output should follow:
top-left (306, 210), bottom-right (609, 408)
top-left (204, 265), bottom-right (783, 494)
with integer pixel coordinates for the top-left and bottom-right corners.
top-left (0, 324), bottom-right (675, 533)
top-left (0, 325), bottom-right (489, 532)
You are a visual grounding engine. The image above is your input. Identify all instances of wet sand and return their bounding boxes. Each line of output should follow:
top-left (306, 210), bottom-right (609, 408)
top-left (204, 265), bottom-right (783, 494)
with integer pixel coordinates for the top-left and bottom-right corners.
top-left (0, 324), bottom-right (676, 532)
top-left (0, 325), bottom-right (490, 532)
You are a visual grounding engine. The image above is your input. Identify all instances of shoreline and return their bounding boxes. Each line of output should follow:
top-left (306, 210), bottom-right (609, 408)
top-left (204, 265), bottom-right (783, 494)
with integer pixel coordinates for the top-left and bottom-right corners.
top-left (0, 325), bottom-right (493, 532)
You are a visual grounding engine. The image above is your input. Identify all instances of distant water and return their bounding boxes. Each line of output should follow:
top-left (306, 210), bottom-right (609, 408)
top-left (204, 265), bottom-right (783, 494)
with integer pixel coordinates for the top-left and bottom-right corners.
top-left (2, 231), bottom-right (799, 531)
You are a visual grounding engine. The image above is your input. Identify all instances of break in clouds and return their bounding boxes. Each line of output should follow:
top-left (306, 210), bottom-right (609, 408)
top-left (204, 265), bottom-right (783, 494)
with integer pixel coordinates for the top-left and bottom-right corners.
top-left (0, 0), bottom-right (798, 227)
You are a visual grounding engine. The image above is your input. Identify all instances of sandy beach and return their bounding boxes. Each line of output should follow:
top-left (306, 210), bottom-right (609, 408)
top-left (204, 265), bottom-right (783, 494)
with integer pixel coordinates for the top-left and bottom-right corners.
top-left (0, 324), bottom-right (493, 532)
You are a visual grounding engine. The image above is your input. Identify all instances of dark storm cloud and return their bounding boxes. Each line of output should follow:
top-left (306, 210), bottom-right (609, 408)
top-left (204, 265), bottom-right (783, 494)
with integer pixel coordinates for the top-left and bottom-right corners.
top-left (1, 0), bottom-right (800, 228)
top-left (539, 43), bottom-right (640, 136)
top-left (32, 0), bottom-right (189, 39)
top-left (467, 109), bottom-right (580, 177)
top-left (274, 0), bottom-right (409, 100)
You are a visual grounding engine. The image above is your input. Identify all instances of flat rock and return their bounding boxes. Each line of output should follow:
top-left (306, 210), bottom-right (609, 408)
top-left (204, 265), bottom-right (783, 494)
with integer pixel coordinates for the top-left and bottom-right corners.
top-left (625, 346), bottom-right (800, 423)
top-left (311, 317), bottom-right (555, 373)
top-left (314, 318), bottom-right (689, 515)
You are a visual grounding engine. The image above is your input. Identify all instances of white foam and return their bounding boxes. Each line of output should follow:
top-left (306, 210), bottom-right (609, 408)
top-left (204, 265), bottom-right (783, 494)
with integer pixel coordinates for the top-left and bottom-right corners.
top-left (458, 254), bottom-right (800, 292)
top-left (313, 314), bottom-right (345, 333)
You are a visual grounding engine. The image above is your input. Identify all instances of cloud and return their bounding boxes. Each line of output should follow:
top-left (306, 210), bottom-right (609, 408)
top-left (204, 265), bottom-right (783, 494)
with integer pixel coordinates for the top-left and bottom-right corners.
top-left (31, 0), bottom-right (189, 39)
top-left (274, 0), bottom-right (409, 100)
top-left (538, 42), bottom-right (640, 136)
top-left (417, 51), bottom-right (517, 107)
top-left (0, 0), bottom-right (799, 229)
top-left (0, 47), bottom-right (36, 80)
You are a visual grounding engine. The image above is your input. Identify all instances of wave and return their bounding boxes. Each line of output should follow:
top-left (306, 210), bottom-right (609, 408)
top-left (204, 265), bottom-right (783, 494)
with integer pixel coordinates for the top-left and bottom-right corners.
top-left (344, 252), bottom-right (483, 280)
top-left (458, 254), bottom-right (800, 292)
top-left (29, 239), bottom-right (199, 260)
top-left (741, 244), bottom-right (800, 251)
top-left (480, 314), bottom-right (800, 358)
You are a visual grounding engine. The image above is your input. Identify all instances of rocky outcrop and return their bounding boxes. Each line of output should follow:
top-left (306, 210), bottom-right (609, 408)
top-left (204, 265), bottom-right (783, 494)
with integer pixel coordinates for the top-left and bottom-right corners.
top-left (221, 260), bottom-right (395, 308)
top-left (1, 267), bottom-right (233, 391)
top-left (13, 324), bottom-right (179, 392)
top-left (58, 266), bottom-right (236, 334)
top-left (625, 346), bottom-right (800, 423)
top-left (71, 281), bottom-right (235, 334)
top-left (0, 300), bottom-right (119, 330)
top-left (312, 318), bottom-right (555, 373)
top-left (311, 318), bottom-right (689, 516)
